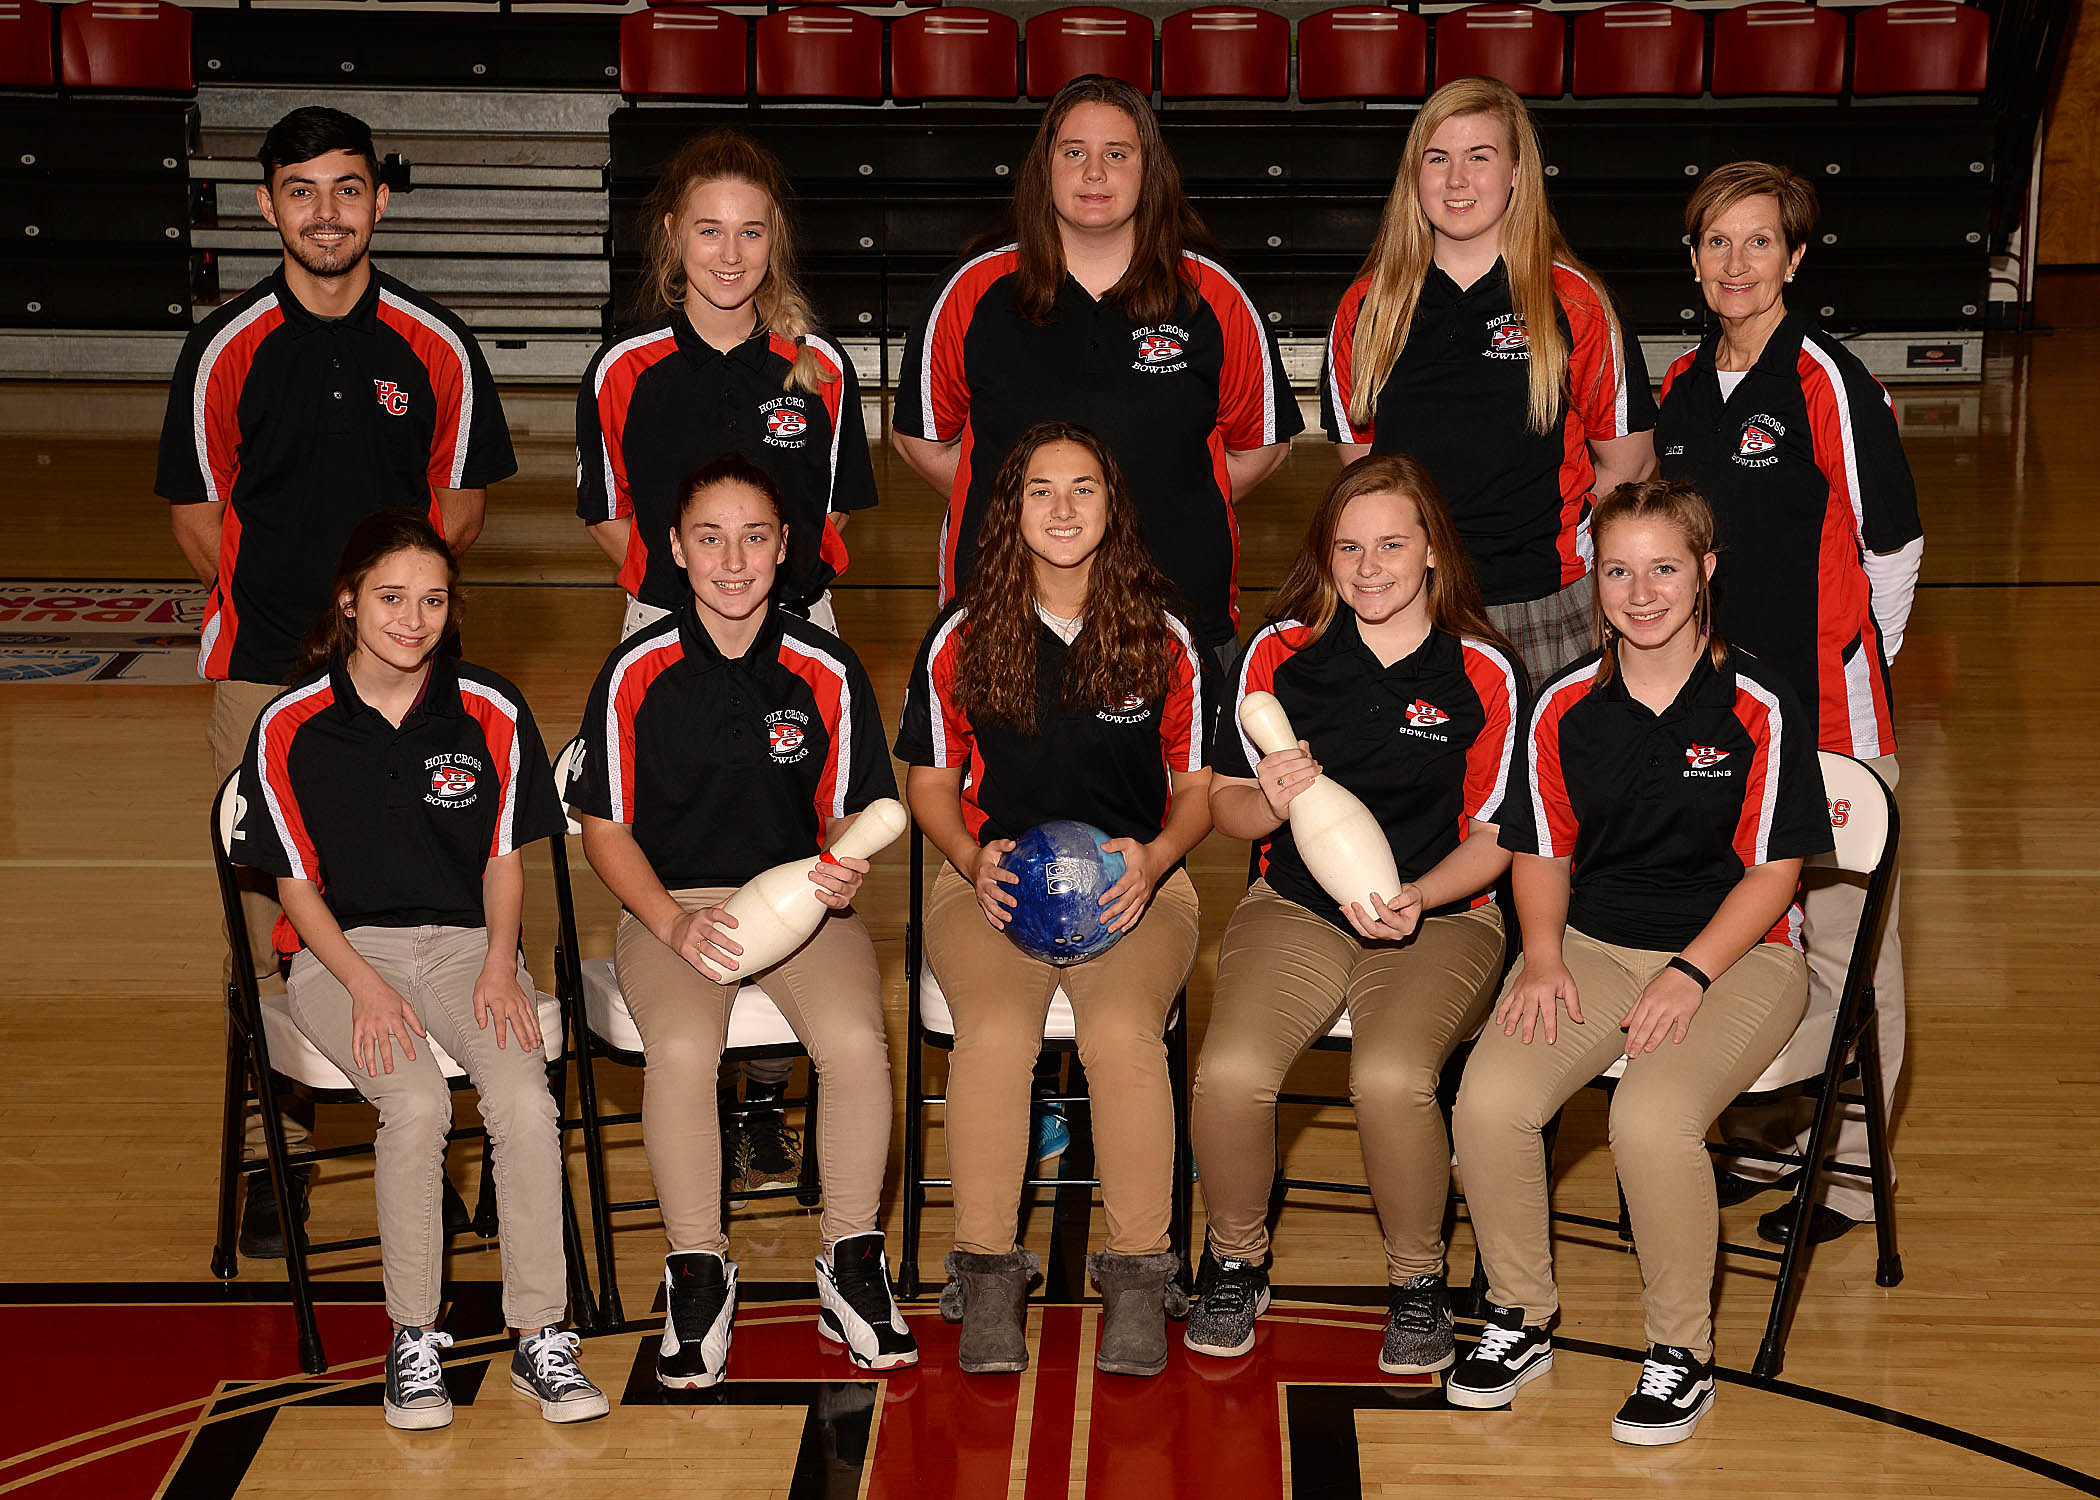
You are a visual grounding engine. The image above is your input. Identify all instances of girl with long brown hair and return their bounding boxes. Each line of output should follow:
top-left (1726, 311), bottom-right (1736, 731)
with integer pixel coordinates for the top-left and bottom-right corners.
top-left (893, 75), bottom-right (1299, 674)
top-left (1323, 77), bottom-right (1655, 684)
top-left (1186, 455), bottom-right (1523, 1374)
top-left (895, 420), bottom-right (1212, 1380)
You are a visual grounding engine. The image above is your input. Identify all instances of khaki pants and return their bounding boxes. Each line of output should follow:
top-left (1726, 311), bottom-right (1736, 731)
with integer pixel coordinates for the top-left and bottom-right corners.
top-left (1192, 884), bottom-right (1504, 1281)
top-left (1453, 931), bottom-right (1808, 1357)
top-left (614, 890), bottom-right (891, 1256)
top-left (926, 863), bottom-right (1202, 1258)
top-left (286, 926), bottom-right (567, 1332)
top-left (209, 678), bottom-right (313, 1156)
top-left (1726, 754), bottom-right (1905, 1219)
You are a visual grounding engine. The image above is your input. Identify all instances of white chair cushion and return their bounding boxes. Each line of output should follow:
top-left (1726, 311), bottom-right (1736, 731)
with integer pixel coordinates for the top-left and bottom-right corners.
top-left (1598, 1002), bottom-right (1835, 1093)
top-left (1323, 1010), bottom-right (1353, 1043)
top-left (581, 956), bottom-right (798, 1055)
top-left (258, 989), bottom-right (563, 1093)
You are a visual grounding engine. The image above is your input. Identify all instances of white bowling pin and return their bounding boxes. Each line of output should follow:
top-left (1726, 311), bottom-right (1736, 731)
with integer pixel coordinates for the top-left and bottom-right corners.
top-left (716, 798), bottom-right (910, 973)
top-left (1238, 692), bottom-right (1403, 916)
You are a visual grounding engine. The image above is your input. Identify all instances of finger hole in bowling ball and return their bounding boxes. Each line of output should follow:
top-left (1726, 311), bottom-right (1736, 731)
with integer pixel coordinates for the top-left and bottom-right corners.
top-left (1000, 820), bottom-right (1129, 966)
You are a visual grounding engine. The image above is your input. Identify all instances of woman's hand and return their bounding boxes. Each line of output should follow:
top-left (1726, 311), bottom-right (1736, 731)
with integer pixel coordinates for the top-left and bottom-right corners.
top-left (661, 905), bottom-right (743, 982)
top-left (1255, 741), bottom-right (1321, 822)
top-left (1495, 958), bottom-right (1585, 1046)
top-left (1622, 964), bottom-right (1704, 1056)
top-left (807, 852), bottom-right (870, 911)
top-left (1097, 839), bottom-right (1162, 933)
top-left (350, 975), bottom-right (428, 1077)
top-left (972, 840), bottom-right (1020, 929)
top-left (1342, 884), bottom-right (1424, 943)
top-left (473, 953), bottom-right (543, 1054)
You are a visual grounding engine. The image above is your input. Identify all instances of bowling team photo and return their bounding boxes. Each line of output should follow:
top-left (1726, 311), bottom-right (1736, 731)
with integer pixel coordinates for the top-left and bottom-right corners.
top-left (2, 1), bottom-right (2097, 1496)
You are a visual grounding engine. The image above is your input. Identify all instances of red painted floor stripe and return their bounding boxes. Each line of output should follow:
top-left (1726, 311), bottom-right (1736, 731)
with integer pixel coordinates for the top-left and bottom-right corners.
top-left (1024, 1305), bottom-right (1083, 1499)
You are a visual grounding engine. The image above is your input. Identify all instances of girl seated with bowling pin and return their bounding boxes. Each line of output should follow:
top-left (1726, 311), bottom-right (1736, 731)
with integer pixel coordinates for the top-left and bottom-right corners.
top-left (1187, 454), bottom-right (1523, 1374)
top-left (1449, 479), bottom-right (1831, 1446)
top-left (570, 453), bottom-right (915, 1388)
top-left (895, 420), bottom-right (1212, 1379)
top-left (234, 510), bottom-right (604, 1431)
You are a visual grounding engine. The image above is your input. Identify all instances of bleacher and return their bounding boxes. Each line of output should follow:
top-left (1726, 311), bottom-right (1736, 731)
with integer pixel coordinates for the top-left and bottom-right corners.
top-left (0, 0), bottom-right (2070, 385)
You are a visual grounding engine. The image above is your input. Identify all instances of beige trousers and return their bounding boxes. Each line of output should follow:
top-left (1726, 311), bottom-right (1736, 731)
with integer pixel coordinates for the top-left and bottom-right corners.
top-left (926, 863), bottom-right (1202, 1258)
top-left (1192, 884), bottom-right (1505, 1281)
top-left (1453, 931), bottom-right (1808, 1357)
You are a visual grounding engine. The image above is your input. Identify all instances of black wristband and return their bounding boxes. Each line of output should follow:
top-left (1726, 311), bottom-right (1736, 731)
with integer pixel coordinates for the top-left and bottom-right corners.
top-left (1666, 956), bottom-right (1713, 992)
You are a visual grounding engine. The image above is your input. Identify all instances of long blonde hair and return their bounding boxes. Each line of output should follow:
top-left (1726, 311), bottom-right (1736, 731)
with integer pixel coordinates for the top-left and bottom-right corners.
top-left (641, 129), bottom-right (834, 396)
top-left (1346, 77), bottom-right (1611, 436)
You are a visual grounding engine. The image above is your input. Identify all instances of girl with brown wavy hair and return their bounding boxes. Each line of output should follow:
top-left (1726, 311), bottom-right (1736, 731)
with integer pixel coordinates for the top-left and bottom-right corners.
top-left (1187, 455), bottom-right (1523, 1375)
top-left (895, 420), bottom-right (1213, 1381)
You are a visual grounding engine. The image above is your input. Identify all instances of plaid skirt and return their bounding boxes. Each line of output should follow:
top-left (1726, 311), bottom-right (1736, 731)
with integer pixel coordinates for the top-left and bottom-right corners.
top-left (1487, 571), bottom-right (1598, 690)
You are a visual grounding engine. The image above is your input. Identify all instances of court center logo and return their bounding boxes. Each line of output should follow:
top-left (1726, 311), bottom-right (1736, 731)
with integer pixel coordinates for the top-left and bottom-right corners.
top-left (761, 396), bottom-right (810, 449)
top-left (1736, 414), bottom-right (1786, 467)
top-left (424, 753), bottom-right (482, 808)
top-left (767, 708), bottom-right (812, 763)
top-left (1131, 324), bottom-right (1191, 375)
top-left (1484, 315), bottom-right (1531, 360)
top-left (373, 379), bottom-right (409, 417)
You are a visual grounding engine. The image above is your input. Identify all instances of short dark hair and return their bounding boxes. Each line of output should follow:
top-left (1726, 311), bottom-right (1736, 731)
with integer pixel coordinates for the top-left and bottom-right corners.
top-left (258, 106), bottom-right (380, 191)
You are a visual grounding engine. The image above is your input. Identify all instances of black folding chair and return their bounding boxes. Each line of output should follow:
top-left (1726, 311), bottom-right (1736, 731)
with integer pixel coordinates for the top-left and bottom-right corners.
top-left (206, 772), bottom-right (599, 1374)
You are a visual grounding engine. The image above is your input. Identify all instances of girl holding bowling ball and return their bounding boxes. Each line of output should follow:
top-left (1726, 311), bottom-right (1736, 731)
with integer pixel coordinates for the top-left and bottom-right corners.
top-left (1187, 454), bottom-right (1523, 1376)
top-left (896, 419), bottom-right (1213, 1380)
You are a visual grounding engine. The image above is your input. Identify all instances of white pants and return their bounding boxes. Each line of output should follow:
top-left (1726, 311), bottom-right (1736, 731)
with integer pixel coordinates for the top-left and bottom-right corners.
top-left (621, 591), bottom-right (837, 642)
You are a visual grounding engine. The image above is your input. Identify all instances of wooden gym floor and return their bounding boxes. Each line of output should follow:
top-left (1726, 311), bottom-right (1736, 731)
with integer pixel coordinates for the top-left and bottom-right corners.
top-left (1, 333), bottom-right (2096, 1497)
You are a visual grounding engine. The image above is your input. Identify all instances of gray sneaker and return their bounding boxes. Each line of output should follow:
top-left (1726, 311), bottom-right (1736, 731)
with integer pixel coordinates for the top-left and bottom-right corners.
top-left (382, 1326), bottom-right (455, 1431)
top-left (1182, 1246), bottom-right (1270, 1359)
top-left (511, 1329), bottom-right (610, 1423)
top-left (1379, 1274), bottom-right (1455, 1374)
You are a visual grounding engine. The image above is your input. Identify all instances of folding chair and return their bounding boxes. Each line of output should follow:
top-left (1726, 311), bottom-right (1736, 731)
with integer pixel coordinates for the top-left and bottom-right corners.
top-left (548, 738), bottom-right (822, 1329)
top-left (897, 833), bottom-right (1194, 1299)
top-left (206, 773), bottom-right (598, 1374)
top-left (1544, 750), bottom-right (1903, 1380)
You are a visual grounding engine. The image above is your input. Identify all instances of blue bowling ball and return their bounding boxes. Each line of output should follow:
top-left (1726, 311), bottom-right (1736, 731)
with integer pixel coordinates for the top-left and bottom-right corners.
top-left (1001, 820), bottom-right (1129, 966)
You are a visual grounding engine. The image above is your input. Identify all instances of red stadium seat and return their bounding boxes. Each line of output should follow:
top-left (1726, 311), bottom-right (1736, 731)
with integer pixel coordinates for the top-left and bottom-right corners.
top-left (1162, 6), bottom-right (1288, 101)
top-left (1572, 3), bottom-right (1703, 98)
top-left (59, 0), bottom-right (190, 92)
top-left (892, 7), bottom-right (1019, 101)
top-left (1710, 2), bottom-right (1844, 98)
top-left (1024, 6), bottom-right (1154, 99)
top-left (619, 6), bottom-right (748, 100)
top-left (1297, 6), bottom-right (1427, 102)
top-left (1433, 5), bottom-right (1564, 98)
top-left (757, 7), bottom-right (882, 100)
top-left (0, 0), bottom-right (56, 89)
top-left (1852, 0), bottom-right (1988, 96)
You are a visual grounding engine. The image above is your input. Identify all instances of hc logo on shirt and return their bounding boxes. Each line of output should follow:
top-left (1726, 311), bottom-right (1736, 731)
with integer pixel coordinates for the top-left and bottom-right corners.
top-left (373, 380), bottom-right (409, 417)
top-left (1136, 334), bottom-right (1183, 364)
top-left (1684, 745), bottom-right (1730, 769)
top-left (1405, 700), bottom-right (1450, 729)
top-left (769, 722), bottom-right (804, 755)
top-left (768, 408), bottom-right (807, 438)
top-left (429, 765), bottom-right (477, 799)
top-left (1734, 413), bottom-right (1786, 467)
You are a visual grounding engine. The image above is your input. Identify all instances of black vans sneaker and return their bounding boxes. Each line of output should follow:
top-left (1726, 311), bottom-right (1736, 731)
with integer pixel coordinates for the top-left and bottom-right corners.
top-left (1182, 1243), bottom-right (1270, 1359)
top-left (659, 1251), bottom-right (738, 1390)
top-left (1611, 1345), bottom-right (1716, 1445)
top-left (382, 1326), bottom-right (455, 1431)
top-left (816, 1233), bottom-right (920, 1371)
top-left (1443, 1305), bottom-right (1552, 1409)
top-left (1379, 1274), bottom-right (1455, 1374)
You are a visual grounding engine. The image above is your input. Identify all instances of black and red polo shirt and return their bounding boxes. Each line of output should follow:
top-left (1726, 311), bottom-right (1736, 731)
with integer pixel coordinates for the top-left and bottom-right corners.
top-left (233, 655), bottom-right (561, 934)
top-left (567, 599), bottom-right (894, 890)
top-left (577, 314), bottom-right (876, 613)
top-left (1218, 615), bottom-right (1522, 930)
top-left (1322, 260), bottom-right (1654, 606)
top-left (1656, 313), bottom-right (1924, 759)
top-left (894, 602), bottom-right (1209, 845)
top-left (893, 247), bottom-right (1301, 649)
top-left (156, 266), bottom-right (515, 686)
top-left (1500, 645), bottom-right (1832, 953)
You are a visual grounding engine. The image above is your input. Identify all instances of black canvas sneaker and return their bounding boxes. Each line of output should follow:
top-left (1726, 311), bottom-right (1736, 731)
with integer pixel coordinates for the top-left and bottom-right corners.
top-left (382, 1326), bottom-right (455, 1431)
top-left (1611, 1345), bottom-right (1716, 1445)
top-left (1443, 1304), bottom-right (1552, 1409)
top-left (511, 1329), bottom-right (610, 1423)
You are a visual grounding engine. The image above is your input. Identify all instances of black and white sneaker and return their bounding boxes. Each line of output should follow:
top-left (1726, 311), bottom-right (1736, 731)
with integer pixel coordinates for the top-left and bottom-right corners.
top-left (1443, 1305), bottom-right (1552, 1409)
top-left (1611, 1345), bottom-right (1716, 1446)
top-left (1379, 1274), bottom-right (1455, 1374)
top-left (816, 1233), bottom-right (920, 1371)
top-left (1182, 1243), bottom-right (1270, 1359)
top-left (382, 1326), bottom-right (455, 1431)
top-left (659, 1250), bottom-right (738, 1390)
top-left (511, 1329), bottom-right (610, 1423)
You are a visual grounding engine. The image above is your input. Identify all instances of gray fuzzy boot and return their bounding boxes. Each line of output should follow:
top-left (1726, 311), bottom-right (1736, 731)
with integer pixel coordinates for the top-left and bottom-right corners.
top-left (940, 1249), bottom-right (1039, 1374)
top-left (1088, 1251), bottom-right (1190, 1377)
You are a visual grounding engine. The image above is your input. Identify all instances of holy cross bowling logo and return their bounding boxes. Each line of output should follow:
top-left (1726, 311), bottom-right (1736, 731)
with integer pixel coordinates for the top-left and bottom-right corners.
top-left (767, 408), bottom-right (807, 439)
top-left (1684, 744), bottom-right (1730, 769)
top-left (1405, 700), bottom-right (1450, 729)
top-left (1735, 412), bottom-right (1786, 467)
top-left (425, 762), bottom-right (480, 808)
top-left (1739, 425), bottom-right (1777, 457)
top-left (770, 722), bottom-right (803, 755)
top-left (766, 709), bottom-right (812, 764)
top-left (1136, 334), bottom-right (1183, 364)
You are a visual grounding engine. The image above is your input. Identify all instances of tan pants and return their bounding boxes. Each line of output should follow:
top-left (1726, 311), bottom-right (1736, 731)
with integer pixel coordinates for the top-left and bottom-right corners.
top-left (1726, 754), bottom-right (1904, 1219)
top-left (209, 678), bottom-right (313, 1156)
top-left (1192, 884), bottom-right (1505, 1281)
top-left (287, 926), bottom-right (567, 1331)
top-left (614, 890), bottom-right (890, 1256)
top-left (926, 863), bottom-right (1201, 1257)
top-left (1453, 931), bottom-right (1808, 1356)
